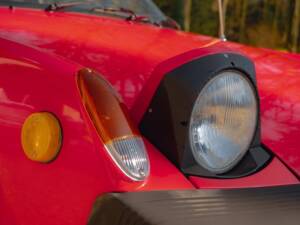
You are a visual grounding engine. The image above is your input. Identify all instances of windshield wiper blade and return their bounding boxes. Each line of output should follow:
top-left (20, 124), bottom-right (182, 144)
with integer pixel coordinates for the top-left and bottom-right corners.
top-left (91, 7), bottom-right (151, 23)
top-left (45, 1), bottom-right (87, 12)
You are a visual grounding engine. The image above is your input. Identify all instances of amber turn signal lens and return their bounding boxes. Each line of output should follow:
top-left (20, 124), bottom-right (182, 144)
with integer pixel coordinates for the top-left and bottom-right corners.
top-left (77, 69), bottom-right (149, 180)
top-left (21, 112), bottom-right (62, 163)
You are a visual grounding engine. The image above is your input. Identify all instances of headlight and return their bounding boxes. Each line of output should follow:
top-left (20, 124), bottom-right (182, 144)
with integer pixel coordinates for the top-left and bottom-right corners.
top-left (189, 70), bottom-right (258, 173)
top-left (140, 53), bottom-right (269, 178)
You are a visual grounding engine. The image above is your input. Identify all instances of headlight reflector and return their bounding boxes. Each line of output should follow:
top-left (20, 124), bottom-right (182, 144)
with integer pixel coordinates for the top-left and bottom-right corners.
top-left (189, 71), bottom-right (258, 174)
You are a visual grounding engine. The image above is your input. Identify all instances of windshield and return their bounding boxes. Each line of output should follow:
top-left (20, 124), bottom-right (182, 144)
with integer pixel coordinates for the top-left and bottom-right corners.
top-left (0, 0), bottom-right (167, 23)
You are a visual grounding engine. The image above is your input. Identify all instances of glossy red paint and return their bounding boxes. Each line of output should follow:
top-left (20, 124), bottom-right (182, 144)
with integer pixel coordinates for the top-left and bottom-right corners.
top-left (222, 42), bottom-right (300, 179)
top-left (0, 35), bottom-right (193, 225)
top-left (0, 6), bottom-right (300, 225)
top-left (0, 7), bottom-right (217, 108)
top-left (190, 158), bottom-right (299, 189)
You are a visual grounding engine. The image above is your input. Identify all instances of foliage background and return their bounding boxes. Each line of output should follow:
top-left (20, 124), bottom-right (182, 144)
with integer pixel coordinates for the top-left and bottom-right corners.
top-left (153, 0), bottom-right (300, 53)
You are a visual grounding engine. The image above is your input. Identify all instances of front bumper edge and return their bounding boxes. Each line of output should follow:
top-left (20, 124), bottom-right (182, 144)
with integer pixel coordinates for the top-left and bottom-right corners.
top-left (88, 184), bottom-right (300, 225)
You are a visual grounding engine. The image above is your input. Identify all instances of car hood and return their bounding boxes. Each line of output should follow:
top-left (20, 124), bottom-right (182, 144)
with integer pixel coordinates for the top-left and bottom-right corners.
top-left (1, 7), bottom-right (300, 178)
top-left (0, 7), bottom-right (218, 108)
top-left (227, 43), bottom-right (300, 178)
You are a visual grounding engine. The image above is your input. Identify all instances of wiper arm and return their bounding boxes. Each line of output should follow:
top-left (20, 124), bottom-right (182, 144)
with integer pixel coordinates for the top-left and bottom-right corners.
top-left (45, 3), bottom-right (161, 28)
top-left (91, 7), bottom-right (151, 23)
top-left (92, 7), bottom-right (180, 29)
top-left (157, 17), bottom-right (181, 30)
top-left (45, 1), bottom-right (88, 12)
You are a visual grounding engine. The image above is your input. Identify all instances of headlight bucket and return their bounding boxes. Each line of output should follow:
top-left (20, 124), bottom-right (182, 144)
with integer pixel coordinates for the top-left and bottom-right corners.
top-left (140, 53), bottom-right (271, 178)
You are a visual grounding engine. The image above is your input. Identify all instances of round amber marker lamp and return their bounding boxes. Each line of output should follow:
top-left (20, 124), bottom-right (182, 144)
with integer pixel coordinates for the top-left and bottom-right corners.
top-left (21, 112), bottom-right (62, 163)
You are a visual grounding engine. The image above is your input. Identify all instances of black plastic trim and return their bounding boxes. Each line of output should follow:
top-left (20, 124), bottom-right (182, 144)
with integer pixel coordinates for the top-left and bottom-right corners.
top-left (88, 184), bottom-right (300, 225)
top-left (140, 53), bottom-right (271, 178)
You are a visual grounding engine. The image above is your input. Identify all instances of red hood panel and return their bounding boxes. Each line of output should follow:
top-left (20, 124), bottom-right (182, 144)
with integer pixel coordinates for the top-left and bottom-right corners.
top-left (0, 7), bottom-right (217, 108)
top-left (258, 52), bottom-right (300, 177)
top-left (226, 43), bottom-right (300, 177)
top-left (1, 8), bottom-right (300, 177)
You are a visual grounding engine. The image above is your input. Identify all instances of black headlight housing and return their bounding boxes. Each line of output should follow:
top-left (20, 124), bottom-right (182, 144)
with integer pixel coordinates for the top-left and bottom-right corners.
top-left (140, 53), bottom-right (272, 178)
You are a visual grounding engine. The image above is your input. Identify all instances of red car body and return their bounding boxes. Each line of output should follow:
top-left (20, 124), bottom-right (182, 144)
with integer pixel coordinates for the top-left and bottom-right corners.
top-left (0, 5), bottom-right (299, 225)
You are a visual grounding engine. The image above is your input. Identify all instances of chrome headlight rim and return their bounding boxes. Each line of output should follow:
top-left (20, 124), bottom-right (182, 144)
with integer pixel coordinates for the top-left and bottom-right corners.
top-left (188, 70), bottom-right (259, 174)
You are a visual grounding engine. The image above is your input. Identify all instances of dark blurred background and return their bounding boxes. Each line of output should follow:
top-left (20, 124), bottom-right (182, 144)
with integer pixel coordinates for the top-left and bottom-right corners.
top-left (154, 0), bottom-right (300, 53)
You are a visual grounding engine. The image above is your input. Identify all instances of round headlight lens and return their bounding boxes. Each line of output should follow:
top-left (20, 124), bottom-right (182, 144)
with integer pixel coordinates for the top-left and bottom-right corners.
top-left (189, 71), bottom-right (258, 174)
